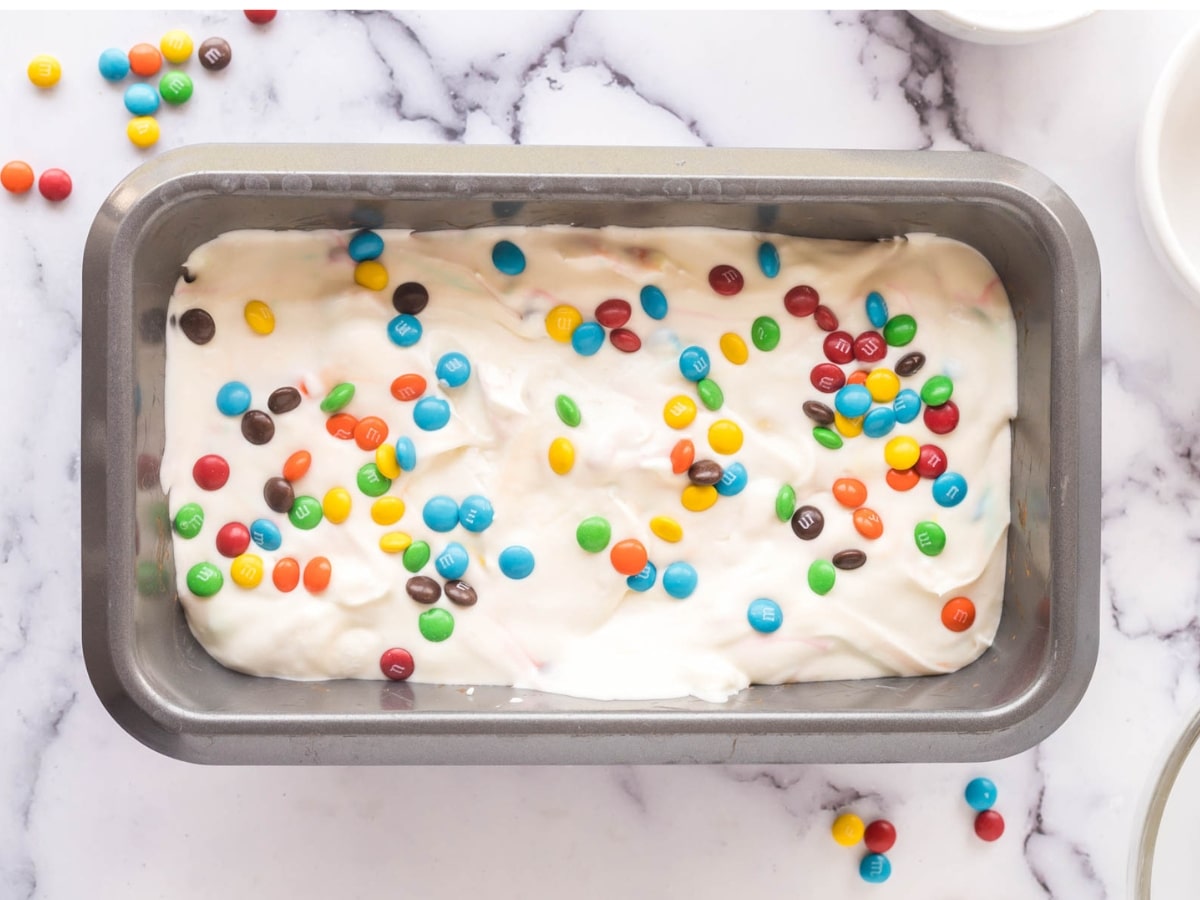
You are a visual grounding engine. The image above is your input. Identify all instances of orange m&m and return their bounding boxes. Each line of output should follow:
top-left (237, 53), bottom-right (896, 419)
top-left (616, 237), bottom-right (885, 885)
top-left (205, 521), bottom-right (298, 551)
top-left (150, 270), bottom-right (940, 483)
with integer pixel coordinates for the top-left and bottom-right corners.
top-left (128, 42), bottom-right (163, 77)
top-left (272, 557), bottom-right (300, 592)
top-left (282, 450), bottom-right (311, 482)
top-left (610, 539), bottom-right (648, 576)
top-left (354, 416), bottom-right (388, 451)
top-left (853, 507), bottom-right (884, 540)
top-left (942, 597), bottom-right (976, 632)
top-left (832, 477), bottom-right (867, 509)
top-left (303, 557), bottom-right (332, 593)
top-left (1, 161), bottom-right (35, 194)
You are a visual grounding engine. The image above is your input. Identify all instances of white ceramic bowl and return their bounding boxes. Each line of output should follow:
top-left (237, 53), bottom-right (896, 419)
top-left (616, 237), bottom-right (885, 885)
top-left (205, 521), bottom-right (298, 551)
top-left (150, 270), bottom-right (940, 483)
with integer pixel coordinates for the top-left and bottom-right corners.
top-left (910, 10), bottom-right (1093, 45)
top-left (1137, 23), bottom-right (1200, 306)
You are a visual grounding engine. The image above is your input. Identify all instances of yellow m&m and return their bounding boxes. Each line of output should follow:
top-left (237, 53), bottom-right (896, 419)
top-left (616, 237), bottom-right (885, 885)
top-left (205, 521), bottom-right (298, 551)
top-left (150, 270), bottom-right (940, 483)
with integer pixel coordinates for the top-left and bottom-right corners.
top-left (865, 368), bottom-right (901, 403)
top-left (230, 553), bottom-right (264, 588)
top-left (708, 419), bottom-right (743, 455)
top-left (27, 54), bottom-right (61, 88)
top-left (322, 487), bottom-right (352, 524)
top-left (375, 444), bottom-right (401, 479)
top-left (354, 260), bottom-right (388, 291)
top-left (650, 516), bottom-right (683, 543)
top-left (379, 531), bottom-right (413, 554)
top-left (545, 304), bottom-right (582, 342)
top-left (884, 436), bottom-right (920, 470)
top-left (243, 299), bottom-right (275, 335)
top-left (834, 412), bottom-right (863, 438)
top-left (371, 496), bottom-right (405, 526)
top-left (681, 484), bottom-right (718, 512)
top-left (548, 437), bottom-right (575, 475)
top-left (127, 116), bottom-right (160, 149)
top-left (160, 29), bottom-right (194, 64)
top-left (719, 332), bottom-right (749, 365)
top-left (663, 395), bottom-right (697, 429)
top-left (831, 812), bottom-right (865, 847)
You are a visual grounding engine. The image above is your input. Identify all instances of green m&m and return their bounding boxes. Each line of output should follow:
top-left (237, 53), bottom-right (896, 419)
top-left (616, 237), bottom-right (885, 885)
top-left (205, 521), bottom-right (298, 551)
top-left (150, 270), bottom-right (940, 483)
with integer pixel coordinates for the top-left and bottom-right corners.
top-left (173, 502), bottom-right (204, 538)
top-left (914, 521), bottom-right (947, 556)
top-left (186, 561), bottom-right (224, 597)
top-left (576, 516), bottom-right (612, 553)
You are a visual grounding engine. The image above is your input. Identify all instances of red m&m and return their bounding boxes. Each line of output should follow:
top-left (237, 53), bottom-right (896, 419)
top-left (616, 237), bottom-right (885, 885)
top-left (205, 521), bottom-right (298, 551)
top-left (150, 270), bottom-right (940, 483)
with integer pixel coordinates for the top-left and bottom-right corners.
top-left (193, 454), bottom-right (230, 490)
top-left (924, 400), bottom-right (960, 434)
top-left (38, 168), bottom-right (72, 201)
top-left (215, 521), bottom-right (251, 557)
top-left (708, 264), bottom-right (743, 296)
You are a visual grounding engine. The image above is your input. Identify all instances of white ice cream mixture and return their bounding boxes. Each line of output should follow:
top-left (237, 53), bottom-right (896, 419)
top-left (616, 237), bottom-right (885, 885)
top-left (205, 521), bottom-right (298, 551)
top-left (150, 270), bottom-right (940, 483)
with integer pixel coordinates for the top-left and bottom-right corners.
top-left (160, 226), bottom-right (1017, 702)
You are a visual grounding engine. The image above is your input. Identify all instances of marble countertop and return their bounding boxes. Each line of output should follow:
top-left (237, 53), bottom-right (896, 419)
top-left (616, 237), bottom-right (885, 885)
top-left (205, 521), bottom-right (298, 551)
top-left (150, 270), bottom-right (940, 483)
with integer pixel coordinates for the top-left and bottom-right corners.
top-left (2, 9), bottom-right (1197, 898)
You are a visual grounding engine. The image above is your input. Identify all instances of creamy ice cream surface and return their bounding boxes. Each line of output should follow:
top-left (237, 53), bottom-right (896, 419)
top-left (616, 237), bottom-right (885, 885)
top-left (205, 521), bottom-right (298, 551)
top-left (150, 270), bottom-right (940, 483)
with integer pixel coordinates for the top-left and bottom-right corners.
top-left (160, 226), bottom-right (1016, 702)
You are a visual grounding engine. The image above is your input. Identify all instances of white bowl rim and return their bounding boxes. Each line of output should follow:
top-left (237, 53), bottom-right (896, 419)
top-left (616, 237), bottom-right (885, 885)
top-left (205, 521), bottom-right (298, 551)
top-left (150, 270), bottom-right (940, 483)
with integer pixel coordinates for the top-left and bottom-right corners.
top-left (1137, 21), bottom-right (1200, 302)
top-left (922, 9), bottom-right (1094, 34)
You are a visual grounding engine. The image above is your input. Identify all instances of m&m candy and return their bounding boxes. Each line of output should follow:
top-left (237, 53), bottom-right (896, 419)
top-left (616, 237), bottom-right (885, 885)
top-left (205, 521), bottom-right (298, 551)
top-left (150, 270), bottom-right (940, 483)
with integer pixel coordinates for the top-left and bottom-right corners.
top-left (626, 562), bottom-right (657, 592)
top-left (413, 396), bottom-right (451, 431)
top-left (160, 29), bottom-right (194, 64)
top-left (435, 542), bottom-right (470, 579)
top-left (128, 43), bottom-right (163, 77)
top-left (98, 48), bottom-right (130, 81)
top-left (37, 168), bottom-right (72, 201)
top-left (2, 161), bottom-right (35, 194)
top-left (747, 598), bottom-right (783, 633)
top-left (27, 54), bottom-right (61, 88)
top-left (459, 495), bottom-right (494, 532)
top-left (422, 496), bottom-right (460, 532)
top-left (127, 117), bottom-right (161, 149)
top-left (498, 546), bottom-right (535, 580)
top-left (159, 71), bottom-right (194, 105)
top-left (570, 321), bottom-right (605, 356)
top-left (244, 9), bottom-right (277, 24)
top-left (662, 562), bottom-right (697, 599)
top-left (491, 239), bottom-right (525, 275)
top-left (435, 352), bottom-right (471, 388)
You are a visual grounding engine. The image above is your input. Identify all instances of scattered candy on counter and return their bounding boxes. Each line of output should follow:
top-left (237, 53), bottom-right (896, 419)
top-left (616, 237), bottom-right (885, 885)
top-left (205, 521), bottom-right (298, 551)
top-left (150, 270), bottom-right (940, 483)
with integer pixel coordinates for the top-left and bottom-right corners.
top-left (1, 161), bottom-right (35, 194)
top-left (198, 37), bottom-right (232, 71)
top-left (160, 29), bottom-right (193, 65)
top-left (37, 168), bottom-right (72, 201)
top-left (27, 54), bottom-right (61, 88)
top-left (965, 778), bottom-right (1005, 841)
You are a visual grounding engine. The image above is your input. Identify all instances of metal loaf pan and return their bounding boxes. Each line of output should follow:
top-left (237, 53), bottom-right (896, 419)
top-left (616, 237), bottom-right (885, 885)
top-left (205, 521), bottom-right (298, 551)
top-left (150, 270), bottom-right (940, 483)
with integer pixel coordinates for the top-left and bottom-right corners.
top-left (81, 145), bottom-right (1100, 765)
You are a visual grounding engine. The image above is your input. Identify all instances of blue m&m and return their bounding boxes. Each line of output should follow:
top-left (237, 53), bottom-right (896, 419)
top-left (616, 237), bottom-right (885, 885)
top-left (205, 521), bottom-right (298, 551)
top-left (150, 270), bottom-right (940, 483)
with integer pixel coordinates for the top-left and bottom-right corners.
top-left (491, 240), bottom-right (526, 275)
top-left (422, 496), bottom-right (460, 532)
top-left (626, 561), bottom-right (657, 592)
top-left (893, 389), bottom-right (922, 424)
top-left (413, 397), bottom-right (450, 431)
top-left (215, 381), bottom-right (251, 416)
top-left (859, 853), bottom-right (891, 884)
top-left (571, 321), bottom-right (605, 357)
top-left (639, 285), bottom-right (668, 320)
top-left (747, 598), bottom-right (783, 633)
top-left (435, 542), bottom-right (469, 579)
top-left (865, 291), bottom-right (889, 328)
top-left (933, 472), bottom-right (968, 508)
top-left (459, 495), bottom-right (494, 532)
top-left (387, 314), bottom-right (423, 347)
top-left (348, 230), bottom-right (384, 261)
top-left (862, 406), bottom-right (896, 438)
top-left (757, 241), bottom-right (780, 278)
top-left (662, 562), bottom-right (697, 599)
top-left (98, 47), bottom-right (130, 81)
top-left (124, 83), bottom-right (160, 116)
top-left (394, 436), bottom-right (417, 471)
top-left (249, 518), bottom-right (281, 551)
top-left (835, 384), bottom-right (872, 418)
top-left (435, 351), bottom-right (471, 388)
top-left (679, 346), bottom-right (711, 382)
top-left (498, 545), bottom-right (535, 580)
top-left (965, 777), bottom-right (997, 811)
top-left (715, 461), bottom-right (748, 497)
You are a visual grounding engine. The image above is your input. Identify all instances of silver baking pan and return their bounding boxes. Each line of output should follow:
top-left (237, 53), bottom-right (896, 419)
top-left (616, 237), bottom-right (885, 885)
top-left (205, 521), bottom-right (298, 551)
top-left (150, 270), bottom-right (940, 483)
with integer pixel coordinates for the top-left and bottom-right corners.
top-left (80, 144), bottom-right (1100, 765)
